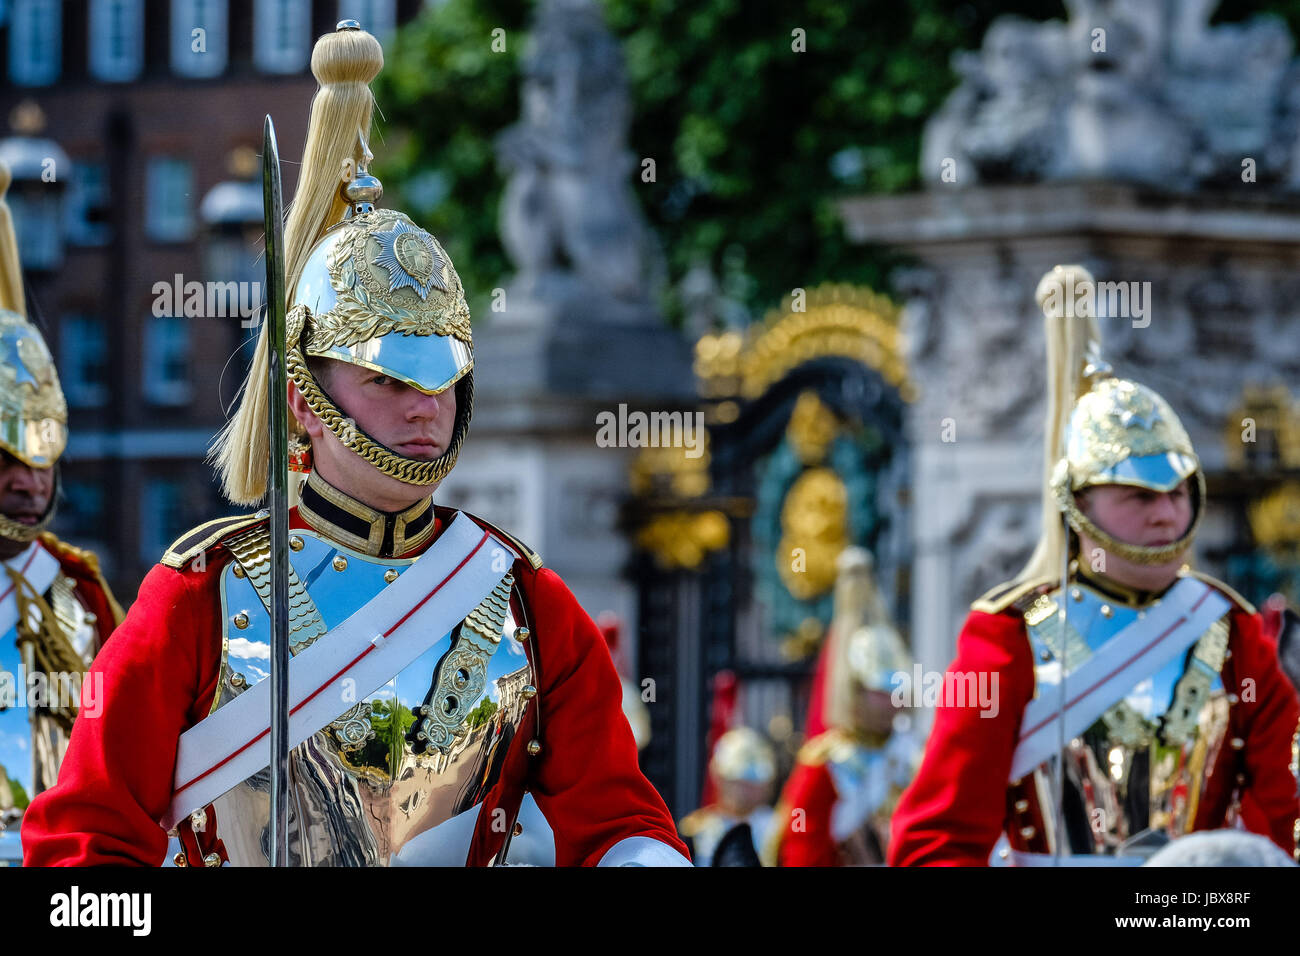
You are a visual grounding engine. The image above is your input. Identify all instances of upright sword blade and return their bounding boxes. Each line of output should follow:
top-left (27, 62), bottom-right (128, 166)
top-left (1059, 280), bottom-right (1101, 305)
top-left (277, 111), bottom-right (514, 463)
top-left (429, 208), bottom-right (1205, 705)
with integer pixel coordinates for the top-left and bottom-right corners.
top-left (262, 114), bottom-right (291, 867)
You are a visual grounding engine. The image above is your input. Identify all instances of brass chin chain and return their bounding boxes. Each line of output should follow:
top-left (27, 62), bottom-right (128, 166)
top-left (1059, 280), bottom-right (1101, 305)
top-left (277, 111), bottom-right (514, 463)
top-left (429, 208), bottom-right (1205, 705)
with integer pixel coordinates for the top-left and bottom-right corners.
top-left (1053, 469), bottom-right (1206, 567)
top-left (0, 511), bottom-right (50, 544)
top-left (286, 336), bottom-right (472, 486)
top-left (0, 480), bottom-right (58, 544)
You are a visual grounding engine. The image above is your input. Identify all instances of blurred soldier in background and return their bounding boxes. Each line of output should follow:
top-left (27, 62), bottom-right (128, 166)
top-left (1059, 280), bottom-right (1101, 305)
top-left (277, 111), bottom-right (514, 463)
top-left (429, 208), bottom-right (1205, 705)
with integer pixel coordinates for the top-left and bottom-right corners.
top-left (890, 266), bottom-right (1300, 866)
top-left (0, 160), bottom-right (122, 863)
top-left (679, 727), bottom-right (777, 866)
top-left (768, 547), bottom-right (919, 865)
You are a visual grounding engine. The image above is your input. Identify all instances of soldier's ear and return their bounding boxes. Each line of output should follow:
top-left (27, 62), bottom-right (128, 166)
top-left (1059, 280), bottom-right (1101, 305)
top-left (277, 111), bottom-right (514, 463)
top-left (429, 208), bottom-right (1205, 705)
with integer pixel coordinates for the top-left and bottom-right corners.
top-left (1073, 488), bottom-right (1092, 517)
top-left (287, 381), bottom-right (324, 439)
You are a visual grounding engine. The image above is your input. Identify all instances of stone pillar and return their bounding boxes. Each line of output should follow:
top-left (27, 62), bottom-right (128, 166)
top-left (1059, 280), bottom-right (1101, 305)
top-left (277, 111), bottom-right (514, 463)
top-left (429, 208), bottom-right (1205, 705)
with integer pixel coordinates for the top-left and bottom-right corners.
top-left (435, 0), bottom-right (693, 646)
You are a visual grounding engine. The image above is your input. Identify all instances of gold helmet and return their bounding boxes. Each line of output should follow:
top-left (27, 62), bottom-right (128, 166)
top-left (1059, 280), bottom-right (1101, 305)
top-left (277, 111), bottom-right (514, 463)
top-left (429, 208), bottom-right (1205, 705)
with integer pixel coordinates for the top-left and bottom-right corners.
top-left (1018, 265), bottom-right (1203, 580)
top-left (824, 547), bottom-right (911, 731)
top-left (709, 727), bottom-right (777, 786)
top-left (0, 160), bottom-right (67, 544)
top-left (212, 22), bottom-right (473, 504)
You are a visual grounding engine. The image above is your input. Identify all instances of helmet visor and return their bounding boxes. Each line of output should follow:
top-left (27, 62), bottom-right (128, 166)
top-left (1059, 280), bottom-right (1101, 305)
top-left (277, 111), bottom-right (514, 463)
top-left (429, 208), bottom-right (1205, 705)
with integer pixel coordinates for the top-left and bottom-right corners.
top-left (1078, 451), bottom-right (1199, 493)
top-left (308, 332), bottom-right (472, 396)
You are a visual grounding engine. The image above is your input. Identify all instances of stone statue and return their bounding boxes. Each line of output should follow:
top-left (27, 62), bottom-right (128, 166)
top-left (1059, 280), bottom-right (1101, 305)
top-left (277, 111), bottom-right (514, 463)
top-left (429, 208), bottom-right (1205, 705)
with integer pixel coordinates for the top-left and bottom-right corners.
top-left (496, 0), bottom-right (664, 322)
top-left (923, 0), bottom-right (1300, 190)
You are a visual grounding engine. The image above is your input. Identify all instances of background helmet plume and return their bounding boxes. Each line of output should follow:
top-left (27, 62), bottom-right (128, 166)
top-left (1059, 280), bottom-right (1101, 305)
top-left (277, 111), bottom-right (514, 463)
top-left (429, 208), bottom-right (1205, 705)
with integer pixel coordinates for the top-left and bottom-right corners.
top-left (0, 159), bottom-right (67, 543)
top-left (823, 547), bottom-right (911, 734)
top-left (211, 24), bottom-right (475, 506)
top-left (1017, 264), bottom-right (1204, 584)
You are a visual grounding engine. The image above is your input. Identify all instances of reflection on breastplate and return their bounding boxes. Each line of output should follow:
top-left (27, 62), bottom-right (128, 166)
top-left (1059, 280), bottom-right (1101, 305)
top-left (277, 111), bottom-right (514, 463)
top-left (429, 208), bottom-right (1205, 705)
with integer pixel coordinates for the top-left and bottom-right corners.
top-left (1012, 580), bottom-right (1232, 859)
top-left (192, 528), bottom-right (534, 866)
top-left (0, 556), bottom-right (99, 808)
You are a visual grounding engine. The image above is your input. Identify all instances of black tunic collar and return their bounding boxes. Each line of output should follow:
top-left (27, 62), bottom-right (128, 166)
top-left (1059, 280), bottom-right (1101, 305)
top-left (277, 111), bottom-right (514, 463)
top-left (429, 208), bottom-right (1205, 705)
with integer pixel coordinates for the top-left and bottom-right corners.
top-left (297, 471), bottom-right (436, 558)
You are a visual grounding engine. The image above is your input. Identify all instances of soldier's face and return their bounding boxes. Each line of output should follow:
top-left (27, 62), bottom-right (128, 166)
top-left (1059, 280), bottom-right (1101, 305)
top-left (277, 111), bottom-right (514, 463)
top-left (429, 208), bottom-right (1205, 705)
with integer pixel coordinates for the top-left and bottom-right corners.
top-left (289, 359), bottom-right (457, 512)
top-left (0, 450), bottom-right (54, 556)
top-left (716, 778), bottom-right (771, 818)
top-left (1075, 479), bottom-right (1193, 590)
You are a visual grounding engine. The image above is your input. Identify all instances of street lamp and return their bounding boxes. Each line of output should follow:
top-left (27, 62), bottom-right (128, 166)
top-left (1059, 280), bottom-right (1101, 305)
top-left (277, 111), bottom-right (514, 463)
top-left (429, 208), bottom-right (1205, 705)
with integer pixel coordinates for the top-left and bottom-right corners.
top-left (0, 101), bottom-right (70, 271)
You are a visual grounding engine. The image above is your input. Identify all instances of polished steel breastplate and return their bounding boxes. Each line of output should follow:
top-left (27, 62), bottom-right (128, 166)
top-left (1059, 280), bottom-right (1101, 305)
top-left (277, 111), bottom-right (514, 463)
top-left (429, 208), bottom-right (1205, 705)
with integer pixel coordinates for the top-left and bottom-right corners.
top-left (0, 549), bottom-right (99, 818)
top-left (193, 527), bottom-right (534, 866)
top-left (826, 731), bottom-right (918, 865)
top-left (1009, 577), bottom-right (1232, 859)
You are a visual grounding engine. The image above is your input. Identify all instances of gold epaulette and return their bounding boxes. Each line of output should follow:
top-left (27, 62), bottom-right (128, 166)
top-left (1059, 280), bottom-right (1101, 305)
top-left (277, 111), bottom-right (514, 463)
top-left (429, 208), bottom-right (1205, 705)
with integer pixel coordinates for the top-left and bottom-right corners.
top-left (38, 531), bottom-right (126, 627)
top-left (38, 531), bottom-right (103, 577)
top-left (678, 807), bottom-right (718, 839)
top-left (160, 512), bottom-right (268, 570)
top-left (1180, 569), bottom-right (1256, 615)
top-left (454, 509), bottom-right (543, 571)
top-left (795, 729), bottom-right (843, 766)
top-left (971, 575), bottom-right (1057, 616)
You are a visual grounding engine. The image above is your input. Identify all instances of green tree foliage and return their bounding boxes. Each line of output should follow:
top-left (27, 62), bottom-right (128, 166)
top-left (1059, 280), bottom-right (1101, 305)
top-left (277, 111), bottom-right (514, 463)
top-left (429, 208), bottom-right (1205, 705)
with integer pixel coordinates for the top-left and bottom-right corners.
top-left (465, 695), bottom-right (500, 730)
top-left (8, 775), bottom-right (30, 812)
top-left (375, 0), bottom-right (528, 319)
top-left (377, 1), bottom-right (1300, 322)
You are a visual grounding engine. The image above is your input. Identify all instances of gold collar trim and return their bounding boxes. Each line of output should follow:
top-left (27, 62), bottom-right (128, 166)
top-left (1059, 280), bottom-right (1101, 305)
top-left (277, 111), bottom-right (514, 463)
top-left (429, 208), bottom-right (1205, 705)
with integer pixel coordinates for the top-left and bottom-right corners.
top-left (1072, 561), bottom-right (1171, 609)
top-left (298, 471), bottom-right (436, 558)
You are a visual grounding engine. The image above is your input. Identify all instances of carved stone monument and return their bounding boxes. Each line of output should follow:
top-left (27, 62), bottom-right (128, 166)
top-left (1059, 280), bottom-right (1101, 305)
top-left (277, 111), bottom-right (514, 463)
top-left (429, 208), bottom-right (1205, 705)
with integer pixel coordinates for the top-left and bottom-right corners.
top-left (435, 0), bottom-right (693, 638)
top-left (838, 0), bottom-right (1300, 679)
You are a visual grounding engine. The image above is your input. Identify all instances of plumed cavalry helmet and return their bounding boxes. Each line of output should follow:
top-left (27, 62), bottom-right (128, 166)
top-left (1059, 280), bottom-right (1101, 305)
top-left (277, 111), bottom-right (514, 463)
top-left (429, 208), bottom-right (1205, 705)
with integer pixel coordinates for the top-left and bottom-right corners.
top-left (1017, 265), bottom-right (1204, 582)
top-left (212, 22), bottom-right (474, 505)
top-left (824, 547), bottom-right (911, 731)
top-left (709, 727), bottom-right (777, 787)
top-left (0, 159), bottom-right (67, 544)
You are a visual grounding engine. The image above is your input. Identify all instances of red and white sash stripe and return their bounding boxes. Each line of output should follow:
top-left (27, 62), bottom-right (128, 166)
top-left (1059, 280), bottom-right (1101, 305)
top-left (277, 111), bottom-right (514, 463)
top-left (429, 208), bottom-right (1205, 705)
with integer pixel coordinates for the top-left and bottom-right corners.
top-left (0, 541), bottom-right (62, 638)
top-left (163, 513), bottom-right (508, 829)
top-left (1009, 577), bottom-right (1230, 782)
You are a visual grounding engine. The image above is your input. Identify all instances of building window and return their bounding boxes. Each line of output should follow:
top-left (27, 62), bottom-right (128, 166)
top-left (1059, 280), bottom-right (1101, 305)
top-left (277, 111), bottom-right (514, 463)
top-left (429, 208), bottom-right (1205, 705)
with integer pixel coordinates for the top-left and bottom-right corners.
top-left (89, 0), bottom-right (143, 82)
top-left (145, 157), bottom-right (195, 242)
top-left (139, 476), bottom-right (187, 565)
top-left (337, 0), bottom-right (395, 42)
top-left (64, 161), bottom-right (111, 246)
top-left (53, 477), bottom-right (111, 578)
top-left (60, 315), bottom-right (110, 408)
top-left (142, 314), bottom-right (192, 406)
top-left (8, 0), bottom-right (60, 86)
top-left (171, 0), bottom-right (228, 79)
top-left (4, 187), bottom-right (61, 268)
top-left (254, 0), bottom-right (309, 74)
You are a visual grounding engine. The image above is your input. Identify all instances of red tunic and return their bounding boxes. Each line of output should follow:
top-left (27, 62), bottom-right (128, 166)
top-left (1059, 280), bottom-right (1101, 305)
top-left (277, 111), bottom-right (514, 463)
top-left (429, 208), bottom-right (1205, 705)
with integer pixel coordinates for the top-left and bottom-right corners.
top-left (888, 601), bottom-right (1300, 866)
top-left (21, 511), bottom-right (689, 867)
top-left (775, 761), bottom-right (840, 867)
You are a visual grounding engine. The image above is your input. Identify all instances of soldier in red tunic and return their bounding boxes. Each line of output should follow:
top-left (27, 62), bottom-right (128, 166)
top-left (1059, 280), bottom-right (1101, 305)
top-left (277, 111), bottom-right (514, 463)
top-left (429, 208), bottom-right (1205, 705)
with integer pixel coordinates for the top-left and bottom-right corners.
top-left (769, 548), bottom-right (919, 866)
top-left (0, 161), bottom-right (122, 864)
top-left (889, 265), bottom-right (1300, 866)
top-left (21, 23), bottom-right (688, 868)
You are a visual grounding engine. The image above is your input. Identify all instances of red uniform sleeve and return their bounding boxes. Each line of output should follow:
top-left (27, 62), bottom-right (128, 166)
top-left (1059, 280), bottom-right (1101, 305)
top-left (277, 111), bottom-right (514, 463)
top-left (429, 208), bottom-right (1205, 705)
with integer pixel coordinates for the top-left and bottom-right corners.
top-left (888, 610), bottom-right (1035, 866)
top-left (513, 567), bottom-right (690, 866)
top-left (21, 563), bottom-right (222, 866)
top-left (776, 761), bottom-right (840, 867)
top-left (1224, 610), bottom-right (1300, 853)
